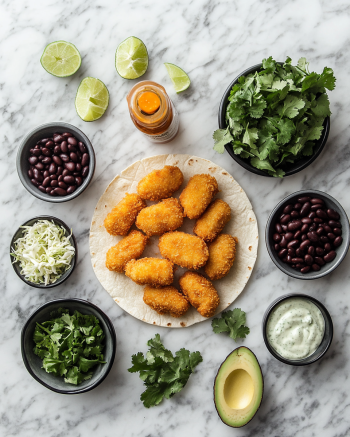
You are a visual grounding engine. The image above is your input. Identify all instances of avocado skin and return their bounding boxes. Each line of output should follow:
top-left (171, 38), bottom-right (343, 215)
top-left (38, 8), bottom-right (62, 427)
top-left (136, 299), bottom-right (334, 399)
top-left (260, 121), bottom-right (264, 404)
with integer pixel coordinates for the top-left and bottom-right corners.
top-left (213, 346), bottom-right (264, 428)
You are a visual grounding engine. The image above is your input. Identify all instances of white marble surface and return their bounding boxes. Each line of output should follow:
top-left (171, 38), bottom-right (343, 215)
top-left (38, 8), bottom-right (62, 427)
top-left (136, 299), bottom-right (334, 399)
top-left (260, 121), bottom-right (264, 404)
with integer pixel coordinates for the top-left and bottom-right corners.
top-left (1, 0), bottom-right (350, 436)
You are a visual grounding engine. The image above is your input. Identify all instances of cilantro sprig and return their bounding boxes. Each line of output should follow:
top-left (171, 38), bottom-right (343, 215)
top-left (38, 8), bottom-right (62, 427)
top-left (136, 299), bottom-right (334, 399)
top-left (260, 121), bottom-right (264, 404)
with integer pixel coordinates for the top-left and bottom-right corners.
top-left (214, 56), bottom-right (336, 177)
top-left (128, 334), bottom-right (203, 408)
top-left (33, 308), bottom-right (106, 385)
top-left (211, 308), bottom-right (250, 341)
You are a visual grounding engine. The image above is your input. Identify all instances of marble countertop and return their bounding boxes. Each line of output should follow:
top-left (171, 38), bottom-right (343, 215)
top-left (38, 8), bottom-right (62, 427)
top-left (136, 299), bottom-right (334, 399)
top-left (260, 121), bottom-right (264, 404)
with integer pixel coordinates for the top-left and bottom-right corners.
top-left (1, 0), bottom-right (350, 436)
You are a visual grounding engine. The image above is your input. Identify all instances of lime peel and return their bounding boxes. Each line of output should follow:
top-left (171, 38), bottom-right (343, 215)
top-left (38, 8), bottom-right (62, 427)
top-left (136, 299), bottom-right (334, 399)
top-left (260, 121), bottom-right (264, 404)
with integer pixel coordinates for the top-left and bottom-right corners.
top-left (75, 77), bottom-right (109, 122)
top-left (164, 63), bottom-right (191, 93)
top-left (116, 36), bottom-right (148, 79)
top-left (40, 41), bottom-right (81, 78)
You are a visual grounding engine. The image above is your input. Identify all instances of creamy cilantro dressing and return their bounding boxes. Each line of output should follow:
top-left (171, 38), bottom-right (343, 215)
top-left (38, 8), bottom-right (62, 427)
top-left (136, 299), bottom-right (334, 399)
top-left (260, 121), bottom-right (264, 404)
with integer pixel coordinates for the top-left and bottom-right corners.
top-left (266, 298), bottom-right (325, 360)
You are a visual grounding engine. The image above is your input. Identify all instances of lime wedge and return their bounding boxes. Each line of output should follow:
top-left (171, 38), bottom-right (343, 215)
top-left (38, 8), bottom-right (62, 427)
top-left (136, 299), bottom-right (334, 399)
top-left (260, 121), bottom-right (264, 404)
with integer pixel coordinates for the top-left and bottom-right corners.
top-left (164, 63), bottom-right (191, 93)
top-left (115, 36), bottom-right (148, 79)
top-left (40, 41), bottom-right (81, 77)
top-left (75, 77), bottom-right (109, 122)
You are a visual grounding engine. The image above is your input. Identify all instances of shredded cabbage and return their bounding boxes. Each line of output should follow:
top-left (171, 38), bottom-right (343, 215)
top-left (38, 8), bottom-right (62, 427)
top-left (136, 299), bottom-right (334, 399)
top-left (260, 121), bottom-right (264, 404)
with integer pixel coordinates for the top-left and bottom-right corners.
top-left (11, 220), bottom-right (75, 285)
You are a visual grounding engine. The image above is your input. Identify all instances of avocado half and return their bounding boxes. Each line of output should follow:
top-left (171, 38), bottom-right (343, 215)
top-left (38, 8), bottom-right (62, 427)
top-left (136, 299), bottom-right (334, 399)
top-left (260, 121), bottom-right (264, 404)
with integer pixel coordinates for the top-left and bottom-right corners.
top-left (214, 346), bottom-right (264, 427)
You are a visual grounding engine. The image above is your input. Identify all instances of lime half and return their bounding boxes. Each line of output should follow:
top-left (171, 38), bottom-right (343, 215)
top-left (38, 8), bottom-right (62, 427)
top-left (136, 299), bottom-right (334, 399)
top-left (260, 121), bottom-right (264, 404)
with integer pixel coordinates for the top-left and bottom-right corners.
top-left (164, 63), bottom-right (190, 93)
top-left (40, 41), bottom-right (81, 77)
top-left (115, 36), bottom-right (148, 79)
top-left (75, 77), bottom-right (109, 122)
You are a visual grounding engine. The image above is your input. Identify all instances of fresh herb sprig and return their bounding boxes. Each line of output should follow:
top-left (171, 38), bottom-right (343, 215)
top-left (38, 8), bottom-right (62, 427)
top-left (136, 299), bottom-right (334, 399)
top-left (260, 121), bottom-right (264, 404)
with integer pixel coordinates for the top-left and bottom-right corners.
top-left (33, 308), bottom-right (106, 385)
top-left (213, 56), bottom-right (336, 177)
top-left (128, 334), bottom-right (203, 408)
top-left (211, 308), bottom-right (250, 341)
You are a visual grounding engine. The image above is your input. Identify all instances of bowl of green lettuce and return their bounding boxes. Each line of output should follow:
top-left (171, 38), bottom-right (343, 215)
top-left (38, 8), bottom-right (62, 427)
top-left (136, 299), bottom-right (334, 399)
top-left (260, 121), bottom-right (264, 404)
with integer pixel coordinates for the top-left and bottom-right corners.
top-left (214, 56), bottom-right (335, 177)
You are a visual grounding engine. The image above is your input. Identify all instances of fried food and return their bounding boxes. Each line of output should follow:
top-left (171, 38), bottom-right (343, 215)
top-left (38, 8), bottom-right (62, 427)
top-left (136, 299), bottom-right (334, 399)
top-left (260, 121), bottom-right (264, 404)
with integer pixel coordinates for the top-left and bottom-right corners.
top-left (179, 174), bottom-right (219, 219)
top-left (143, 285), bottom-right (190, 318)
top-left (158, 231), bottom-right (209, 269)
top-left (137, 165), bottom-right (184, 201)
top-left (125, 257), bottom-right (174, 287)
top-left (105, 230), bottom-right (148, 273)
top-left (179, 271), bottom-right (220, 318)
top-left (104, 193), bottom-right (146, 236)
top-left (193, 199), bottom-right (231, 242)
top-left (205, 234), bottom-right (237, 280)
top-left (135, 198), bottom-right (184, 236)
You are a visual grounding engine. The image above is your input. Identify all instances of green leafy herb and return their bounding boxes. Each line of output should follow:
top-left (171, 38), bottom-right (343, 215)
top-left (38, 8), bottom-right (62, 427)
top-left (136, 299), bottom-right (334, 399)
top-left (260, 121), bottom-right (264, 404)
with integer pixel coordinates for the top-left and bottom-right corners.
top-left (211, 308), bottom-right (250, 341)
top-left (213, 56), bottom-right (336, 177)
top-left (128, 334), bottom-right (203, 408)
top-left (33, 308), bottom-right (106, 385)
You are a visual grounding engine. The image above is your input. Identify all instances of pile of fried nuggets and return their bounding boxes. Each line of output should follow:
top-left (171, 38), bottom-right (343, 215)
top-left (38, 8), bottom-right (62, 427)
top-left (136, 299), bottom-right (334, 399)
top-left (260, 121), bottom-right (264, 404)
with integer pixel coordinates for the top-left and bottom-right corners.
top-left (104, 165), bottom-right (238, 319)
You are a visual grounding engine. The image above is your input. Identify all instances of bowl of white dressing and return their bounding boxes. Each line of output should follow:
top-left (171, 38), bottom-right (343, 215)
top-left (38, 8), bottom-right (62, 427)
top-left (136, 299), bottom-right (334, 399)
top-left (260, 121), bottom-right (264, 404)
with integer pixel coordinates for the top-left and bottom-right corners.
top-left (262, 294), bottom-right (333, 365)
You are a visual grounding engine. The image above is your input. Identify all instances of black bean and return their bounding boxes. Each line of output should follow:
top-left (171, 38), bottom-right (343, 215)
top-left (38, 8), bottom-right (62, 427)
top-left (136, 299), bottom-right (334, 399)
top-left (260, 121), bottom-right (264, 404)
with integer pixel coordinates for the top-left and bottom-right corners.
top-left (50, 174), bottom-right (58, 180)
top-left (288, 248), bottom-right (296, 257)
top-left (286, 255), bottom-right (293, 263)
top-left (28, 156), bottom-right (38, 165)
top-left (327, 233), bottom-right (336, 241)
top-left (301, 234), bottom-right (308, 241)
top-left (334, 228), bottom-right (342, 236)
top-left (42, 147), bottom-right (51, 156)
top-left (315, 257), bottom-right (325, 266)
top-left (279, 249), bottom-right (288, 258)
top-left (314, 218), bottom-right (323, 224)
top-left (49, 189), bottom-right (57, 196)
top-left (333, 236), bottom-right (343, 247)
top-left (307, 231), bottom-right (319, 243)
top-left (57, 166), bottom-right (63, 175)
top-left (51, 180), bottom-right (58, 187)
top-left (304, 254), bottom-right (313, 265)
top-left (296, 248), bottom-right (304, 257)
top-left (310, 198), bottom-right (324, 205)
top-left (78, 141), bottom-right (87, 154)
top-left (316, 227), bottom-right (324, 236)
top-left (82, 166), bottom-right (89, 178)
top-left (312, 264), bottom-right (320, 271)
top-left (28, 169), bottom-right (33, 178)
top-left (327, 209), bottom-right (340, 220)
top-left (54, 187), bottom-right (67, 196)
top-left (31, 178), bottom-right (39, 187)
top-left (58, 175), bottom-right (64, 182)
top-left (288, 220), bottom-right (302, 231)
top-left (294, 203), bottom-right (302, 210)
top-left (308, 212), bottom-right (316, 219)
top-left (70, 152), bottom-right (78, 162)
top-left (58, 181), bottom-right (68, 189)
top-left (329, 220), bottom-right (341, 229)
top-left (320, 236), bottom-right (329, 244)
top-left (301, 266), bottom-right (311, 273)
top-left (67, 136), bottom-right (77, 146)
top-left (43, 177), bottom-right (50, 187)
top-left (290, 210), bottom-right (299, 219)
top-left (60, 154), bottom-right (70, 163)
top-left (42, 157), bottom-right (52, 165)
top-left (33, 149), bottom-right (41, 156)
top-left (62, 132), bottom-right (72, 138)
top-left (62, 169), bottom-right (71, 177)
top-left (38, 185), bottom-right (46, 193)
top-left (300, 202), bottom-right (311, 217)
top-left (60, 141), bottom-right (68, 153)
top-left (287, 240), bottom-right (299, 248)
top-left (49, 163), bottom-right (57, 174)
top-left (316, 247), bottom-right (324, 256)
top-left (52, 156), bottom-right (62, 166)
top-left (295, 263), bottom-right (305, 269)
top-left (279, 236), bottom-right (288, 248)
top-left (54, 145), bottom-right (61, 155)
top-left (45, 140), bottom-right (54, 148)
top-left (274, 244), bottom-right (280, 251)
top-left (67, 185), bottom-right (76, 194)
top-left (81, 153), bottom-right (90, 167)
top-left (35, 162), bottom-right (44, 170)
top-left (46, 187), bottom-right (52, 194)
top-left (298, 196), bottom-right (311, 204)
top-left (324, 251), bottom-right (336, 263)
top-left (285, 232), bottom-right (294, 241)
top-left (53, 134), bottom-right (63, 143)
top-left (310, 204), bottom-right (323, 211)
top-left (316, 209), bottom-right (328, 219)
top-left (65, 162), bottom-right (76, 172)
top-left (38, 155), bottom-right (45, 161)
top-left (323, 224), bottom-right (332, 233)
top-left (75, 176), bottom-right (83, 186)
top-left (33, 168), bottom-right (43, 181)
top-left (292, 257), bottom-right (304, 263)
top-left (294, 230), bottom-right (302, 240)
top-left (324, 243), bottom-right (332, 253)
top-left (281, 224), bottom-right (288, 232)
top-left (63, 175), bottom-right (75, 185)
top-left (300, 240), bottom-right (310, 251)
top-left (76, 163), bottom-right (82, 173)
top-left (301, 224), bottom-right (309, 234)
top-left (308, 246), bottom-right (315, 256)
top-left (275, 223), bottom-right (283, 234)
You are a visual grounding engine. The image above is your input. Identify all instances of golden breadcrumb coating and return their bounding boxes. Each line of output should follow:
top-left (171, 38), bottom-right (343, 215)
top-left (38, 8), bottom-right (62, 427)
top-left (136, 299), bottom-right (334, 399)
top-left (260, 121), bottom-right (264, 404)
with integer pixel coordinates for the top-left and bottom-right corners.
top-left (205, 234), bottom-right (237, 280)
top-left (158, 231), bottom-right (209, 269)
top-left (105, 230), bottom-right (148, 273)
top-left (136, 198), bottom-right (184, 236)
top-left (137, 166), bottom-right (184, 201)
top-left (104, 193), bottom-right (146, 236)
top-left (179, 174), bottom-right (219, 219)
top-left (125, 257), bottom-right (174, 287)
top-left (143, 285), bottom-right (190, 318)
top-left (193, 199), bottom-right (231, 242)
top-left (179, 271), bottom-right (220, 318)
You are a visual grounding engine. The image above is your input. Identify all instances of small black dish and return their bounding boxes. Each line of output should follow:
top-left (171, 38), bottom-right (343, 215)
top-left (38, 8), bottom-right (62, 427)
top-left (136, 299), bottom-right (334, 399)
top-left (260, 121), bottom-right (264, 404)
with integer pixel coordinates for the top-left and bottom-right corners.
top-left (218, 63), bottom-right (330, 177)
top-left (10, 215), bottom-right (77, 288)
top-left (21, 298), bottom-right (117, 394)
top-left (16, 121), bottom-right (95, 203)
top-left (262, 293), bottom-right (333, 366)
top-left (265, 190), bottom-right (350, 280)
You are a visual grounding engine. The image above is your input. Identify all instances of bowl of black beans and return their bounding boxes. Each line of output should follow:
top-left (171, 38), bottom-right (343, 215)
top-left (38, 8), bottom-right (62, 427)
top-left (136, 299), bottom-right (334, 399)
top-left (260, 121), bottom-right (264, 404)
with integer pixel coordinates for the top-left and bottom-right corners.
top-left (266, 190), bottom-right (350, 279)
top-left (16, 122), bottom-right (95, 203)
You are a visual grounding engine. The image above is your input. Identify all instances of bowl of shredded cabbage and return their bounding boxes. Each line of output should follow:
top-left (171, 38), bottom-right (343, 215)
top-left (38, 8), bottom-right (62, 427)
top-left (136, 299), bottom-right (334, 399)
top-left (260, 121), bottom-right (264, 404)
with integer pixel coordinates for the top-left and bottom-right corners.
top-left (10, 216), bottom-right (77, 288)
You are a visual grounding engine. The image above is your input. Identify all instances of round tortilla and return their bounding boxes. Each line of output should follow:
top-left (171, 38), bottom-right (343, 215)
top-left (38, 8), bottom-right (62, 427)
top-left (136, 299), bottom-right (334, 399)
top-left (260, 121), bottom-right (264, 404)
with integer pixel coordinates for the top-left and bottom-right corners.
top-left (89, 154), bottom-right (258, 328)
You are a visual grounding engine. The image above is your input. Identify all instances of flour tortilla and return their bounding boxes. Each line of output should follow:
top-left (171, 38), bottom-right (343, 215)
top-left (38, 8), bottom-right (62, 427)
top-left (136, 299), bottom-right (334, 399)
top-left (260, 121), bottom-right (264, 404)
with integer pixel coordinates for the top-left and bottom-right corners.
top-left (90, 154), bottom-right (258, 328)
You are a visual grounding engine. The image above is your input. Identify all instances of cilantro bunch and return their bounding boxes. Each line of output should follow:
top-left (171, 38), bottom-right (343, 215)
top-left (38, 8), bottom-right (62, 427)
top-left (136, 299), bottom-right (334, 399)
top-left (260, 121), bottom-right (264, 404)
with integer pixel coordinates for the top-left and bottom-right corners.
top-left (212, 308), bottom-right (250, 341)
top-left (213, 56), bottom-right (336, 177)
top-left (128, 334), bottom-right (203, 408)
top-left (33, 308), bottom-right (106, 385)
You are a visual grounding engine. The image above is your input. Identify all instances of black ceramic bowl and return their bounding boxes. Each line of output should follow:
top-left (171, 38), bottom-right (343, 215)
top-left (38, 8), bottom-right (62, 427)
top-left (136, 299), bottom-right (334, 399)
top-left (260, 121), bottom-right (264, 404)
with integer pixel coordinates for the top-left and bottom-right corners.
top-left (10, 215), bottom-right (77, 288)
top-left (218, 63), bottom-right (330, 177)
top-left (266, 190), bottom-right (350, 280)
top-left (16, 121), bottom-right (95, 203)
top-left (21, 298), bottom-right (116, 394)
top-left (262, 293), bottom-right (333, 366)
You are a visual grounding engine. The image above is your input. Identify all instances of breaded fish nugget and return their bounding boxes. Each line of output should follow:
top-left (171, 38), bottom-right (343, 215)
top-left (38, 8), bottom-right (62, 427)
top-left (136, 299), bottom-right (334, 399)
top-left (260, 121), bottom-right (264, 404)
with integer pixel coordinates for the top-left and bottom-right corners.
top-left (179, 271), bottom-right (220, 318)
top-left (136, 198), bottom-right (184, 236)
top-left (158, 231), bottom-right (209, 269)
top-left (143, 285), bottom-right (190, 318)
top-left (205, 234), bottom-right (237, 280)
top-left (125, 257), bottom-right (174, 287)
top-left (194, 199), bottom-right (231, 242)
top-left (179, 174), bottom-right (219, 219)
top-left (104, 193), bottom-right (146, 236)
top-left (137, 165), bottom-right (184, 201)
top-left (106, 230), bottom-right (148, 273)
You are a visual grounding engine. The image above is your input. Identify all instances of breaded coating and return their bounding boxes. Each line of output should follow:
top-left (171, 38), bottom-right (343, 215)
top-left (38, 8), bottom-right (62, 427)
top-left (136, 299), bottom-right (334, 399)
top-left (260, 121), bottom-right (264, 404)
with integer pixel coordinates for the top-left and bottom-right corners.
top-left (104, 193), bottom-right (146, 236)
top-left (136, 198), bottom-right (184, 236)
top-left (105, 230), bottom-right (148, 273)
top-left (194, 199), bottom-right (231, 242)
top-left (125, 257), bottom-right (174, 287)
top-left (143, 285), bottom-right (190, 318)
top-left (179, 271), bottom-right (220, 318)
top-left (137, 165), bottom-right (184, 201)
top-left (158, 231), bottom-right (209, 269)
top-left (205, 234), bottom-right (237, 280)
top-left (179, 174), bottom-right (219, 219)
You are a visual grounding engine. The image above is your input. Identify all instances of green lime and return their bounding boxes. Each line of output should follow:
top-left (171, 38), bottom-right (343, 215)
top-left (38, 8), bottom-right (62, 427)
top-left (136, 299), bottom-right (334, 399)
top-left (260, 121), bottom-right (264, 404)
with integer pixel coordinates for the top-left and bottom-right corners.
top-left (164, 63), bottom-right (191, 93)
top-left (75, 77), bottom-right (109, 122)
top-left (40, 41), bottom-right (81, 77)
top-left (115, 36), bottom-right (148, 79)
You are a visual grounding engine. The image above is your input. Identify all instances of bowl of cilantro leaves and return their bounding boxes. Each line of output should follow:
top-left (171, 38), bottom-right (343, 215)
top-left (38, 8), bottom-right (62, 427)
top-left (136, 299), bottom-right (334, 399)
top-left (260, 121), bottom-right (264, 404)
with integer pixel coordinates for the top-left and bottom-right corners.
top-left (21, 298), bottom-right (116, 394)
top-left (214, 56), bottom-right (335, 177)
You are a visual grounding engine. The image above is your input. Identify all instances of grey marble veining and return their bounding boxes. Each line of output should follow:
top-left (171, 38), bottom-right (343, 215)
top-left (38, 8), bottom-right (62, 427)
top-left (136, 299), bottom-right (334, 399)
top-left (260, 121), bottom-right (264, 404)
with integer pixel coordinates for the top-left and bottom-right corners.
top-left (1, 0), bottom-right (350, 436)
